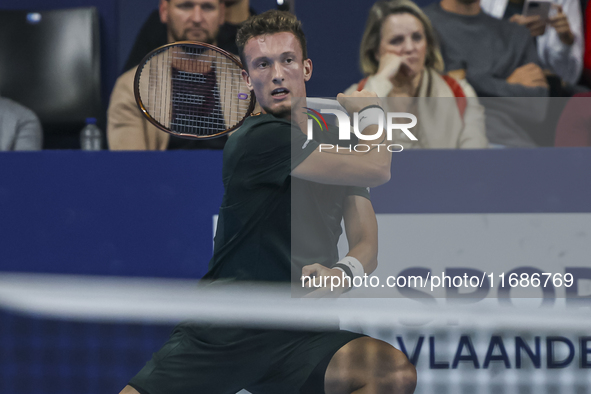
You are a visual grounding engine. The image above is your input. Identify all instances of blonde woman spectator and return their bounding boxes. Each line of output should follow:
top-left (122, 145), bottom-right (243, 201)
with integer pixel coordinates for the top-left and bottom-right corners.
top-left (345, 0), bottom-right (488, 149)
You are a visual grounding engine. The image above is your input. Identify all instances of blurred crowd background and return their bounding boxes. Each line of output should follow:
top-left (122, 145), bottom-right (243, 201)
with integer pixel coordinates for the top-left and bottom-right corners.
top-left (0, 0), bottom-right (590, 150)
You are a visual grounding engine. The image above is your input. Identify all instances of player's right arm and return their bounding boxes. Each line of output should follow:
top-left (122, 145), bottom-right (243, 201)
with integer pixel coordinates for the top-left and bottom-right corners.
top-left (291, 91), bottom-right (392, 188)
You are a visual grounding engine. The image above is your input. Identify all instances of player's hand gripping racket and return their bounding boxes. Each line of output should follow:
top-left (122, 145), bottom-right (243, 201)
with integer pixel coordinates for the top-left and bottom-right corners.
top-left (134, 41), bottom-right (256, 139)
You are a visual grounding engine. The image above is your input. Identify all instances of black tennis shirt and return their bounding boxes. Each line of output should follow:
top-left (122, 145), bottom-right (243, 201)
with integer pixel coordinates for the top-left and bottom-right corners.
top-left (203, 113), bottom-right (370, 283)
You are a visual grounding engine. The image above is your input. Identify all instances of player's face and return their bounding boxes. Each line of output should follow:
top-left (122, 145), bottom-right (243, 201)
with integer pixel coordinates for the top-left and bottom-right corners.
top-left (377, 13), bottom-right (427, 79)
top-left (160, 0), bottom-right (225, 44)
top-left (241, 32), bottom-right (312, 119)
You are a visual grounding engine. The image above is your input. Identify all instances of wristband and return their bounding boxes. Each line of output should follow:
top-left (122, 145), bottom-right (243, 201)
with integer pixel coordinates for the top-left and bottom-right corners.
top-left (333, 264), bottom-right (353, 280)
top-left (359, 104), bottom-right (384, 113)
top-left (358, 106), bottom-right (385, 132)
top-left (333, 256), bottom-right (365, 278)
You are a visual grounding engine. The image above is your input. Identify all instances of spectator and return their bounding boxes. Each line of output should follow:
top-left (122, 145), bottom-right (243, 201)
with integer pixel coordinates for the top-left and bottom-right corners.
top-left (0, 97), bottom-right (42, 151)
top-left (123, 10), bottom-right (166, 73)
top-left (424, 0), bottom-right (550, 147)
top-left (108, 0), bottom-right (228, 150)
top-left (480, 0), bottom-right (584, 88)
top-left (124, 0), bottom-right (254, 71)
top-left (554, 92), bottom-right (591, 145)
top-left (217, 0), bottom-right (256, 55)
top-left (345, 0), bottom-right (488, 149)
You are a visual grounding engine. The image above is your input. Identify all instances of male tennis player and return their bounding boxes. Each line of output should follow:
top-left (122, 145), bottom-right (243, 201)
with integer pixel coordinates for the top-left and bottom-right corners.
top-left (120, 10), bottom-right (416, 394)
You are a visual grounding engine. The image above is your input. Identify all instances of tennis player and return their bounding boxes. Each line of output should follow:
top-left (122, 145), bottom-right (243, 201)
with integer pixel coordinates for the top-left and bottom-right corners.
top-left (120, 10), bottom-right (416, 394)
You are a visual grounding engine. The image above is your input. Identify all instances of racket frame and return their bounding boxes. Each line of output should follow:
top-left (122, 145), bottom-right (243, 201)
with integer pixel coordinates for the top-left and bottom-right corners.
top-left (133, 41), bottom-right (256, 140)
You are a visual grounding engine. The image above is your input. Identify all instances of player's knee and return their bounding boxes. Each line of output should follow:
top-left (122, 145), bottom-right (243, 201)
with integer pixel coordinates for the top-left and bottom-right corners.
top-left (381, 361), bottom-right (416, 394)
top-left (327, 337), bottom-right (417, 394)
top-left (374, 343), bottom-right (417, 394)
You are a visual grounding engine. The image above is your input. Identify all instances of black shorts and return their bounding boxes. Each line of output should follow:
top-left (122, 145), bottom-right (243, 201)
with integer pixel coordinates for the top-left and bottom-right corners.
top-left (128, 322), bottom-right (365, 394)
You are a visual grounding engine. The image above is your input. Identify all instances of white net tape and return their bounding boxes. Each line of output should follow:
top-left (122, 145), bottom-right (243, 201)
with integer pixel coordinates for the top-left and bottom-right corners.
top-left (0, 273), bottom-right (587, 330)
top-left (1, 273), bottom-right (589, 394)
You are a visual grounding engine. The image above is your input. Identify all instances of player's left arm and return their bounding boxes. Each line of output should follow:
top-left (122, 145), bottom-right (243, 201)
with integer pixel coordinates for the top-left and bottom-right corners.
top-left (342, 195), bottom-right (378, 275)
top-left (302, 195), bottom-right (378, 296)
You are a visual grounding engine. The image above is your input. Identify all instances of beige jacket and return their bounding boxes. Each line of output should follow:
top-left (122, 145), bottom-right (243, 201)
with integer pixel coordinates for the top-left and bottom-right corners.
top-left (108, 66), bottom-right (170, 150)
top-left (344, 68), bottom-right (488, 149)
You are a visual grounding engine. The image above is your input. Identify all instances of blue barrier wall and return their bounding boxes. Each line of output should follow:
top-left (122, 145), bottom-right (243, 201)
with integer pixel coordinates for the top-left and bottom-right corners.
top-left (0, 151), bottom-right (223, 278)
top-left (1, 149), bottom-right (590, 278)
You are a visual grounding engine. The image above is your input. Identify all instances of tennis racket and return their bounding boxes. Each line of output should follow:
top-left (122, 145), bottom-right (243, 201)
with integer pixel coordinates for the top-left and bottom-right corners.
top-left (134, 41), bottom-right (256, 140)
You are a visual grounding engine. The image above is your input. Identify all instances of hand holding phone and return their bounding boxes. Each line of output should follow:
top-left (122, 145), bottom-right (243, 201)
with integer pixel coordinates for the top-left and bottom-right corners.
top-left (510, 1), bottom-right (550, 38)
top-left (522, 0), bottom-right (552, 20)
top-left (548, 4), bottom-right (575, 45)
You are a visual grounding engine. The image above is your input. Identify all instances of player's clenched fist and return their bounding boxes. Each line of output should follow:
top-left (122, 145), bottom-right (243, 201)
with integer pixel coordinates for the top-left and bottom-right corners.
top-left (301, 263), bottom-right (351, 298)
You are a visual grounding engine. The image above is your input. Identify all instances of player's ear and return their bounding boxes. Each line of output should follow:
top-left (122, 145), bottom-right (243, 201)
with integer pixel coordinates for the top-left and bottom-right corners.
top-left (159, 0), bottom-right (169, 23)
top-left (303, 59), bottom-right (313, 82)
top-left (242, 69), bottom-right (253, 90)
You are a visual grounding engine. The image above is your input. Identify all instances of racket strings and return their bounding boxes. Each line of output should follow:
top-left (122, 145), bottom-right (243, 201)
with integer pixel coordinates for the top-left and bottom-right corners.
top-left (138, 44), bottom-right (253, 138)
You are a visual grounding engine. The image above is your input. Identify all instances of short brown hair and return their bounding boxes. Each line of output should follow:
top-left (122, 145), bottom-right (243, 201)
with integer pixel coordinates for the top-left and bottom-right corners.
top-left (236, 10), bottom-right (307, 70)
top-left (359, 0), bottom-right (444, 76)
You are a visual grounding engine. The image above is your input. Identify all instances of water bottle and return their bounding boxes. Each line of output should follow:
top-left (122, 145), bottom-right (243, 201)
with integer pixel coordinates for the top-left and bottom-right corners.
top-left (80, 117), bottom-right (103, 150)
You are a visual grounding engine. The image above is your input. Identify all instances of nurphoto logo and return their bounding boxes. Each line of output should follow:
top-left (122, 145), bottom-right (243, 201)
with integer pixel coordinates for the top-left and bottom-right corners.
top-left (304, 107), bottom-right (418, 152)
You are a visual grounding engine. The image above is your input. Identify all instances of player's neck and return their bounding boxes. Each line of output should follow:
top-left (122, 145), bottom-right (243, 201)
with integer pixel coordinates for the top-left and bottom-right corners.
top-left (293, 112), bottom-right (308, 135)
top-left (440, 0), bottom-right (481, 16)
top-left (225, 0), bottom-right (250, 25)
top-left (261, 108), bottom-right (308, 133)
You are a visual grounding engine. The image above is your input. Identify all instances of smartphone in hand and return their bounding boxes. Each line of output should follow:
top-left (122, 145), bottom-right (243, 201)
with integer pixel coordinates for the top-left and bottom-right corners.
top-left (522, 0), bottom-right (552, 21)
